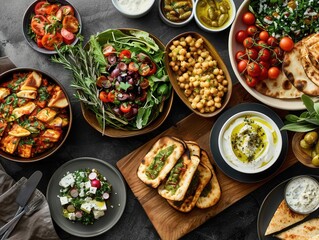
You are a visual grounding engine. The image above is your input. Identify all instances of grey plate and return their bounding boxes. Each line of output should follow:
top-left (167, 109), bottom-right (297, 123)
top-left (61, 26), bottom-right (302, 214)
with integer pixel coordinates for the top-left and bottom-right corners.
top-left (46, 157), bottom-right (127, 237)
top-left (257, 175), bottom-right (319, 239)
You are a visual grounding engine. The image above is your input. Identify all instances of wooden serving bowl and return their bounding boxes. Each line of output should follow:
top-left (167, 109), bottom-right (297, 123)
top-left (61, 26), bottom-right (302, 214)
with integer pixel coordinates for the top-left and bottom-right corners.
top-left (292, 132), bottom-right (319, 168)
top-left (0, 68), bottom-right (72, 162)
top-left (81, 29), bottom-right (174, 138)
top-left (165, 32), bottom-right (232, 118)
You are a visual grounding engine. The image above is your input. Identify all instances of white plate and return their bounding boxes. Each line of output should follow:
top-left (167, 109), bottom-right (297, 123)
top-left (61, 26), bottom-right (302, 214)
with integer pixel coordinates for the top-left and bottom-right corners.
top-left (228, 0), bottom-right (305, 110)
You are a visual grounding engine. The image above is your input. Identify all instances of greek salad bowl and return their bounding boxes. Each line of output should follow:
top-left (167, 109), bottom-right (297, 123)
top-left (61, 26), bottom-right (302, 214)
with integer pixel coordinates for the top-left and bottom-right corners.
top-left (0, 68), bottom-right (72, 162)
top-left (22, 0), bottom-right (82, 54)
top-left (76, 29), bottom-right (174, 138)
top-left (218, 110), bottom-right (282, 174)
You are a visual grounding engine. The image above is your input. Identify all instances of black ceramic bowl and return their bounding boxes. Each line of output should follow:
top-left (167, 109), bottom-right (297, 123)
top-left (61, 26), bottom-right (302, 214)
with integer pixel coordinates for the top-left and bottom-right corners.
top-left (0, 68), bottom-right (72, 162)
top-left (22, 0), bottom-right (82, 54)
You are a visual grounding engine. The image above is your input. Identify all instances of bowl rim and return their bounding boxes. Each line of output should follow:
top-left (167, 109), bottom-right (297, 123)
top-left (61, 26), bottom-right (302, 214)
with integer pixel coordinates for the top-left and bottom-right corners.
top-left (284, 175), bottom-right (319, 214)
top-left (0, 67), bottom-right (73, 162)
top-left (194, 0), bottom-right (236, 32)
top-left (217, 110), bottom-right (283, 174)
top-left (165, 31), bottom-right (232, 118)
top-left (158, 0), bottom-right (195, 27)
top-left (80, 28), bottom-right (174, 138)
top-left (111, 0), bottom-right (155, 17)
top-left (22, 0), bottom-right (82, 55)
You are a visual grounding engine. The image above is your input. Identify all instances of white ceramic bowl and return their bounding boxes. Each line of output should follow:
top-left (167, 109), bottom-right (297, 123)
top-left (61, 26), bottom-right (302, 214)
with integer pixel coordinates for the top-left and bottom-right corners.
top-left (159, 0), bottom-right (194, 27)
top-left (194, 0), bottom-right (236, 32)
top-left (111, 0), bottom-right (155, 18)
top-left (218, 111), bottom-right (282, 174)
top-left (228, 0), bottom-right (305, 110)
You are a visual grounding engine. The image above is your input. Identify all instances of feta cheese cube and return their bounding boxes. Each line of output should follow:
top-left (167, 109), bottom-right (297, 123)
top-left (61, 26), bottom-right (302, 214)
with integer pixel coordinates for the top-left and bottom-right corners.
top-left (91, 200), bottom-right (107, 211)
top-left (93, 210), bottom-right (105, 219)
top-left (85, 181), bottom-right (91, 189)
top-left (89, 187), bottom-right (97, 194)
top-left (59, 173), bottom-right (75, 188)
top-left (59, 196), bottom-right (69, 205)
top-left (80, 202), bottom-right (93, 213)
top-left (68, 213), bottom-right (76, 221)
top-left (79, 189), bottom-right (85, 197)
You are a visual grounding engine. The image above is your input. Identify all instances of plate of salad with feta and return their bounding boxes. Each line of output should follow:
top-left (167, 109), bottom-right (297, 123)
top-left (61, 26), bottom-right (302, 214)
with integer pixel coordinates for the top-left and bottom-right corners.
top-left (46, 157), bottom-right (126, 237)
top-left (52, 28), bottom-right (173, 137)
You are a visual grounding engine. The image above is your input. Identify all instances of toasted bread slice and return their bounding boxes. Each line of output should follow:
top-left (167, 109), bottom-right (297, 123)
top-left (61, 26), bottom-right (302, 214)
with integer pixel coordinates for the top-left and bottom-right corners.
top-left (0, 88), bottom-right (10, 100)
top-left (158, 154), bottom-right (200, 201)
top-left (185, 140), bottom-right (201, 158)
top-left (137, 136), bottom-right (185, 188)
top-left (16, 90), bottom-right (37, 99)
top-left (196, 149), bottom-right (221, 208)
top-left (48, 90), bottom-right (69, 108)
top-left (21, 71), bottom-right (42, 90)
top-left (265, 199), bottom-right (308, 236)
top-left (167, 163), bottom-right (211, 212)
top-left (275, 218), bottom-right (319, 240)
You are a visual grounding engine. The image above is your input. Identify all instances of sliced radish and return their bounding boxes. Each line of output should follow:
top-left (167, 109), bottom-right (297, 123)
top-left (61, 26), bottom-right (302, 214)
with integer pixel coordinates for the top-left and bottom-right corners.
top-left (70, 188), bottom-right (79, 198)
top-left (75, 211), bottom-right (83, 218)
top-left (103, 192), bottom-right (110, 200)
top-left (89, 172), bottom-right (97, 180)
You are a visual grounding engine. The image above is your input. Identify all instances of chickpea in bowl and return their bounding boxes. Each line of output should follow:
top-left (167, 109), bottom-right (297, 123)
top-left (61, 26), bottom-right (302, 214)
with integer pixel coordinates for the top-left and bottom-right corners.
top-left (165, 32), bottom-right (232, 117)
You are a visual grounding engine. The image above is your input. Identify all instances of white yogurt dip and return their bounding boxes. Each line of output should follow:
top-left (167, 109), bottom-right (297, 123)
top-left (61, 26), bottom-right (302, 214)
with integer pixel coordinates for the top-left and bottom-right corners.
top-left (218, 111), bottom-right (282, 174)
top-left (116, 0), bottom-right (154, 14)
top-left (285, 176), bottom-right (319, 214)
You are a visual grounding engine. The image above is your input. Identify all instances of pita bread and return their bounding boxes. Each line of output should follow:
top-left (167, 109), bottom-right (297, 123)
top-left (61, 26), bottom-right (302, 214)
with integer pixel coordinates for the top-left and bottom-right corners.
top-left (265, 199), bottom-right (308, 236)
top-left (137, 136), bottom-right (185, 188)
top-left (157, 154), bottom-right (200, 201)
top-left (283, 40), bottom-right (319, 96)
top-left (196, 150), bottom-right (221, 209)
top-left (309, 42), bottom-right (319, 70)
top-left (167, 163), bottom-right (211, 212)
top-left (254, 71), bottom-right (302, 99)
top-left (275, 218), bottom-right (319, 240)
top-left (300, 34), bottom-right (319, 87)
top-left (185, 140), bottom-right (201, 158)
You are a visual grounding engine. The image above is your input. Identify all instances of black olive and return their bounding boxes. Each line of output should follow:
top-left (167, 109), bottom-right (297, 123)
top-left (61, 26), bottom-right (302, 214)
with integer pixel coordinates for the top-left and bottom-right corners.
top-left (112, 106), bottom-right (122, 116)
top-left (108, 54), bottom-right (117, 65)
top-left (117, 93), bottom-right (129, 101)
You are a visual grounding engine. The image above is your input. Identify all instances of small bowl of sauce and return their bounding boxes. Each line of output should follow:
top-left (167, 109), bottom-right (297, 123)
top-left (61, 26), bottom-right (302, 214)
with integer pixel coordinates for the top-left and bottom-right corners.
top-left (112, 0), bottom-right (155, 18)
top-left (285, 175), bottom-right (319, 214)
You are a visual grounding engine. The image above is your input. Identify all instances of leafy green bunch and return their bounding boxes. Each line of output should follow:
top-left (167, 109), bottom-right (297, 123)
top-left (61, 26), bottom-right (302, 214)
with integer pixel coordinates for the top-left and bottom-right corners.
top-left (281, 95), bottom-right (319, 132)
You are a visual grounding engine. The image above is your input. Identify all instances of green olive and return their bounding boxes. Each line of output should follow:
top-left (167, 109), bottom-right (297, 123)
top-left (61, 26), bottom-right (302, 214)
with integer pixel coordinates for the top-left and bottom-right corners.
top-left (312, 154), bottom-right (319, 167)
top-left (198, 0), bottom-right (207, 8)
top-left (300, 139), bottom-right (311, 149)
top-left (218, 13), bottom-right (228, 26)
top-left (304, 131), bottom-right (318, 145)
top-left (312, 150), bottom-right (317, 158)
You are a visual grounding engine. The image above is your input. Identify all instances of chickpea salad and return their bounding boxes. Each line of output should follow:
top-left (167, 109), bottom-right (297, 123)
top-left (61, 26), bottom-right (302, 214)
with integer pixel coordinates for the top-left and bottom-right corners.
top-left (58, 168), bottom-right (112, 225)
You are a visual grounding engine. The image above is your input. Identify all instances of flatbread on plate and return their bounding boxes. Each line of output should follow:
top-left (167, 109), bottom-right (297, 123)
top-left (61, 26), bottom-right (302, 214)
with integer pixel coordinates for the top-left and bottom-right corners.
top-left (137, 136), bottom-right (185, 188)
top-left (196, 149), bottom-right (221, 209)
top-left (275, 218), bottom-right (319, 240)
top-left (265, 199), bottom-right (308, 236)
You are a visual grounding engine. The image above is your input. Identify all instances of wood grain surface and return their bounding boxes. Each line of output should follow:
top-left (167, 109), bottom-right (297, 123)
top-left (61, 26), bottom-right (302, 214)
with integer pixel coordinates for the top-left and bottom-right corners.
top-left (116, 83), bottom-right (298, 240)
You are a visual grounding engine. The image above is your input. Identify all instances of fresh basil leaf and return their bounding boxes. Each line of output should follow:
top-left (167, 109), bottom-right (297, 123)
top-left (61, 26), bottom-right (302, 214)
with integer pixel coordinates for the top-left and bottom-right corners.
top-left (304, 118), bottom-right (319, 125)
top-left (302, 94), bottom-right (315, 114)
top-left (285, 114), bottom-right (300, 123)
top-left (281, 123), bottom-right (317, 132)
top-left (314, 102), bottom-right (319, 115)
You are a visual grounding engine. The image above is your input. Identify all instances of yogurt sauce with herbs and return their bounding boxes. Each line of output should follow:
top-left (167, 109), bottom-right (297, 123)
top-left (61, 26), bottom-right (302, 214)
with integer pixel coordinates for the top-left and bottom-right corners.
top-left (220, 114), bottom-right (281, 173)
top-left (116, 0), bottom-right (153, 14)
top-left (285, 176), bottom-right (319, 214)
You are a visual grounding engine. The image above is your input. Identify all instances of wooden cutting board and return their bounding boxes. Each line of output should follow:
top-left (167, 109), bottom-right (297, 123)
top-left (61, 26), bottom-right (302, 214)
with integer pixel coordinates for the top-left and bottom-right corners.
top-left (116, 83), bottom-right (298, 240)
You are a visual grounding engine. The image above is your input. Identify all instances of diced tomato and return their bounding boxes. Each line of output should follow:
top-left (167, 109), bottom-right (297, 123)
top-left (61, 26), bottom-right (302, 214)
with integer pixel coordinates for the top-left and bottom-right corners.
top-left (45, 4), bottom-right (59, 15)
top-left (102, 45), bottom-right (116, 57)
top-left (148, 61), bottom-right (157, 76)
top-left (120, 103), bottom-right (132, 113)
top-left (61, 28), bottom-right (75, 45)
top-left (62, 15), bottom-right (79, 33)
top-left (119, 50), bottom-right (131, 59)
top-left (107, 91), bottom-right (115, 102)
top-left (139, 63), bottom-right (150, 76)
top-left (60, 5), bottom-right (74, 16)
top-left (55, 9), bottom-right (63, 21)
top-left (99, 91), bottom-right (109, 103)
top-left (34, 1), bottom-right (49, 15)
top-left (36, 36), bottom-right (43, 48)
top-left (128, 62), bottom-right (139, 72)
top-left (139, 79), bottom-right (149, 89)
top-left (41, 32), bottom-right (63, 50)
top-left (31, 15), bottom-right (49, 36)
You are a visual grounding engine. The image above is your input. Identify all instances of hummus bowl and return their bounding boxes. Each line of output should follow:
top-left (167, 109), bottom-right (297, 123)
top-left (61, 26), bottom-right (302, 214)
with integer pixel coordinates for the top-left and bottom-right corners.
top-left (218, 111), bottom-right (282, 174)
top-left (210, 103), bottom-right (288, 182)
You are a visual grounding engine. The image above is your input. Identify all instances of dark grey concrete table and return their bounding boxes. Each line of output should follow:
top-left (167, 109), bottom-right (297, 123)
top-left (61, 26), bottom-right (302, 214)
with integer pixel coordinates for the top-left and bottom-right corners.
top-left (0, 0), bottom-right (318, 239)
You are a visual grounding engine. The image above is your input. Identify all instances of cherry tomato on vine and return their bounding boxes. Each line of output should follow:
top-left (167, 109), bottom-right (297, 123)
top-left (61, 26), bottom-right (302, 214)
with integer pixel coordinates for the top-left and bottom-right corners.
top-left (247, 62), bottom-right (261, 77)
top-left (255, 40), bottom-right (267, 51)
top-left (258, 67), bottom-right (268, 81)
top-left (246, 25), bottom-right (258, 36)
top-left (237, 60), bottom-right (248, 74)
top-left (235, 30), bottom-right (248, 44)
top-left (268, 67), bottom-right (281, 79)
top-left (258, 48), bottom-right (271, 61)
top-left (279, 37), bottom-right (294, 52)
top-left (243, 37), bottom-right (254, 48)
top-left (259, 31), bottom-right (269, 41)
top-left (235, 50), bottom-right (247, 62)
top-left (246, 48), bottom-right (258, 60)
top-left (242, 12), bottom-right (256, 25)
top-left (267, 36), bottom-right (278, 47)
top-left (245, 75), bottom-right (258, 87)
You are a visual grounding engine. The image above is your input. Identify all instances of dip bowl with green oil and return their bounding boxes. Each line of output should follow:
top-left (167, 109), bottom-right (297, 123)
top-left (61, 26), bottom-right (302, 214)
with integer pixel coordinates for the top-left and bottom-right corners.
top-left (218, 111), bottom-right (282, 174)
